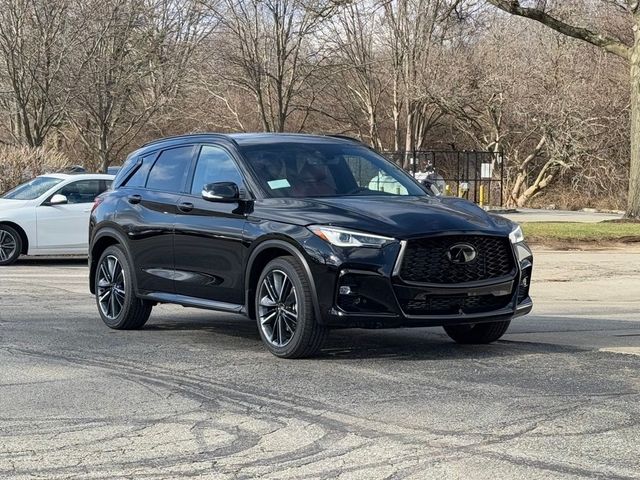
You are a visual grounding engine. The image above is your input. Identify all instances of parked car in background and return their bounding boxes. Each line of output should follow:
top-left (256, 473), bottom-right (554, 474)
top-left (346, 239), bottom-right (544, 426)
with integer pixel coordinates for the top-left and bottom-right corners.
top-left (0, 173), bottom-right (114, 265)
top-left (89, 133), bottom-right (533, 358)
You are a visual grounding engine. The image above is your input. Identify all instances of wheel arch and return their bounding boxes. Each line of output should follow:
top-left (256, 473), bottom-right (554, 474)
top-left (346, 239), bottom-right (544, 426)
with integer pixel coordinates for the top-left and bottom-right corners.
top-left (245, 239), bottom-right (321, 321)
top-left (89, 228), bottom-right (135, 294)
top-left (0, 221), bottom-right (29, 254)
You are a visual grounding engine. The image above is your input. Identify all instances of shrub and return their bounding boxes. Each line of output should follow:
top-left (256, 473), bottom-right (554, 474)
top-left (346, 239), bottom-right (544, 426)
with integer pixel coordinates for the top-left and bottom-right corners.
top-left (0, 145), bottom-right (72, 194)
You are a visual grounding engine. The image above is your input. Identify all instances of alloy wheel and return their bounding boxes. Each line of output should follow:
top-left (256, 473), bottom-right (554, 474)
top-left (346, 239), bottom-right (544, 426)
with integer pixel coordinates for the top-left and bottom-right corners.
top-left (0, 230), bottom-right (17, 263)
top-left (97, 255), bottom-right (126, 320)
top-left (258, 269), bottom-right (298, 347)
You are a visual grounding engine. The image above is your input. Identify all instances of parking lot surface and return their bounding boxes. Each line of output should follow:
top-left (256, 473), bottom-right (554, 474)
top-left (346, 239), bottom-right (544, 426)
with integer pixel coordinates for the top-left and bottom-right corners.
top-left (1, 249), bottom-right (639, 479)
top-left (501, 208), bottom-right (623, 223)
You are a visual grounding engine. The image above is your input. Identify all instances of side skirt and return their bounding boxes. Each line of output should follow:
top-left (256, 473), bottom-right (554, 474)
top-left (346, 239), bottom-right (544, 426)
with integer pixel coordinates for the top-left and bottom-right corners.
top-left (141, 292), bottom-right (246, 314)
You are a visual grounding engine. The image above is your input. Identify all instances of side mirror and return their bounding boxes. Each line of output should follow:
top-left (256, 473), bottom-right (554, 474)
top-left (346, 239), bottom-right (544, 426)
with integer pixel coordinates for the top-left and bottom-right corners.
top-left (49, 194), bottom-right (68, 205)
top-left (202, 182), bottom-right (240, 203)
top-left (421, 180), bottom-right (441, 196)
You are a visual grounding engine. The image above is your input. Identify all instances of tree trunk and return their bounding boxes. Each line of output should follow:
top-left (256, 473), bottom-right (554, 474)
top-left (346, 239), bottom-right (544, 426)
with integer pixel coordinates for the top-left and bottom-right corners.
top-left (628, 21), bottom-right (640, 218)
top-left (510, 172), bottom-right (526, 206)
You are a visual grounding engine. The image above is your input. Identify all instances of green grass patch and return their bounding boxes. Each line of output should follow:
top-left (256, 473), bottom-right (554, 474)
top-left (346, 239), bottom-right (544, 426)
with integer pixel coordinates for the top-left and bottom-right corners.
top-left (521, 222), bottom-right (640, 243)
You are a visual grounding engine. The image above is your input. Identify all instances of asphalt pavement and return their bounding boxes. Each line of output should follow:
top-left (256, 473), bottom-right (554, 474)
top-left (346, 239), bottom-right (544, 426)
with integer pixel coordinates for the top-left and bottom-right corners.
top-left (501, 208), bottom-right (623, 223)
top-left (1, 249), bottom-right (639, 479)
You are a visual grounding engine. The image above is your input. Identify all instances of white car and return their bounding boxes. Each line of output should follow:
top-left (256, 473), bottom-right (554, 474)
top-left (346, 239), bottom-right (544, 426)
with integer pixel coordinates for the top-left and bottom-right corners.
top-left (0, 173), bottom-right (114, 265)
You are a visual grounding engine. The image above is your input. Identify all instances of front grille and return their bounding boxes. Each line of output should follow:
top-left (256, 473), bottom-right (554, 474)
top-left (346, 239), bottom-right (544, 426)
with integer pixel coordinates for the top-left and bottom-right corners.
top-left (402, 294), bottom-right (511, 316)
top-left (399, 235), bottom-right (514, 284)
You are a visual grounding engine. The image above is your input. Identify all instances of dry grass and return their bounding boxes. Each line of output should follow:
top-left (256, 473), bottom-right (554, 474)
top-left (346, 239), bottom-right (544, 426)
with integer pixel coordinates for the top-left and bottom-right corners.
top-left (0, 145), bottom-right (72, 194)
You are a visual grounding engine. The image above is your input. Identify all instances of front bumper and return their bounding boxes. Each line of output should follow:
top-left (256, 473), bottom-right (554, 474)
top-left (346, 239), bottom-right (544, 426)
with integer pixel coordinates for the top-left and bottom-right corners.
top-left (304, 236), bottom-right (533, 328)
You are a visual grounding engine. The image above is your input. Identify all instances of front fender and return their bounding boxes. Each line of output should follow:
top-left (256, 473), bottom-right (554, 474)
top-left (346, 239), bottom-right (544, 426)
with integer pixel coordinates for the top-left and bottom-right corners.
top-left (244, 235), bottom-right (323, 323)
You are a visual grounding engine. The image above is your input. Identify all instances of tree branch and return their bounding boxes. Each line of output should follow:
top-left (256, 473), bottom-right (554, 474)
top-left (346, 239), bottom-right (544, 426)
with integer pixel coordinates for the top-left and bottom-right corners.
top-left (486, 0), bottom-right (632, 60)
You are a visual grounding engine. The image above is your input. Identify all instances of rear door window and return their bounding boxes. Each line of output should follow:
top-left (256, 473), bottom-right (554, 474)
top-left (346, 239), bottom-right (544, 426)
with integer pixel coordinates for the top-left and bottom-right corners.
top-left (146, 146), bottom-right (195, 193)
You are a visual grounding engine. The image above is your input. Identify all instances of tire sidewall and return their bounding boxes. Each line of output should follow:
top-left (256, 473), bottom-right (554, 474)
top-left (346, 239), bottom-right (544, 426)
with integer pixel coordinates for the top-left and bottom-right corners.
top-left (95, 245), bottom-right (136, 328)
top-left (0, 225), bottom-right (22, 266)
top-left (255, 257), bottom-right (311, 357)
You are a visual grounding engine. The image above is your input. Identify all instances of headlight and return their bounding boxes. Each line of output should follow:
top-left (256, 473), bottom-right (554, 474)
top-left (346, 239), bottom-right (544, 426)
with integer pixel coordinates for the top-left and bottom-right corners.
top-left (509, 225), bottom-right (524, 244)
top-left (309, 225), bottom-right (395, 248)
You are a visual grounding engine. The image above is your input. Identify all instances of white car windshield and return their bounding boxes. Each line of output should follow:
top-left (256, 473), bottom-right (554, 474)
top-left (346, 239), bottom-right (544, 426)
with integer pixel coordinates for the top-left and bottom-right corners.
top-left (2, 176), bottom-right (63, 200)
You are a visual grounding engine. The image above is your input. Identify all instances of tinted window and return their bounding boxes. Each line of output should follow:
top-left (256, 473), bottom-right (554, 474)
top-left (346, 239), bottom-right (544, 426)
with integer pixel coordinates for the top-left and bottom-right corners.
top-left (191, 146), bottom-right (244, 195)
top-left (2, 176), bottom-right (63, 200)
top-left (240, 142), bottom-right (424, 198)
top-left (346, 155), bottom-right (409, 195)
top-left (146, 146), bottom-right (194, 192)
top-left (123, 155), bottom-right (154, 188)
top-left (55, 180), bottom-right (111, 204)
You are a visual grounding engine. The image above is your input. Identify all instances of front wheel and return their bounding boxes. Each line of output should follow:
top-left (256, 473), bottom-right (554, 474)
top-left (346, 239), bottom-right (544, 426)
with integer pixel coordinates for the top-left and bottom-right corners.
top-left (0, 225), bottom-right (22, 266)
top-left (95, 245), bottom-right (152, 329)
top-left (443, 320), bottom-right (511, 344)
top-left (255, 256), bottom-right (327, 358)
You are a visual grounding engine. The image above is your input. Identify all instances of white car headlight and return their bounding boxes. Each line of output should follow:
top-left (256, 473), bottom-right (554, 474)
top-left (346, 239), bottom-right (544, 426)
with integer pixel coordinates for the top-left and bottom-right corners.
top-left (309, 225), bottom-right (395, 248)
top-left (509, 225), bottom-right (525, 244)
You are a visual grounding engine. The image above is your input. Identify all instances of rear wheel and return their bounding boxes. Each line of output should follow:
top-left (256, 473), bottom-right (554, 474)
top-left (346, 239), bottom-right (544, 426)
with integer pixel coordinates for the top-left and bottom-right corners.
top-left (0, 225), bottom-right (22, 266)
top-left (95, 245), bottom-right (152, 329)
top-left (444, 320), bottom-right (511, 344)
top-left (255, 256), bottom-right (327, 358)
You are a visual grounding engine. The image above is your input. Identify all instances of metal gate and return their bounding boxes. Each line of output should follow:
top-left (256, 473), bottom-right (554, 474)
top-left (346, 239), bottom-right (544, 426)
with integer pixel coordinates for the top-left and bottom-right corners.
top-left (384, 150), bottom-right (505, 207)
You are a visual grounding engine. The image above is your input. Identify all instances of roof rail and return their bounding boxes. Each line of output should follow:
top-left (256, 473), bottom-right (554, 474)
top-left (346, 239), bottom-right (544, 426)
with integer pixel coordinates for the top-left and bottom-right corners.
top-left (325, 134), bottom-right (379, 152)
top-left (325, 134), bottom-right (365, 144)
top-left (140, 132), bottom-right (229, 149)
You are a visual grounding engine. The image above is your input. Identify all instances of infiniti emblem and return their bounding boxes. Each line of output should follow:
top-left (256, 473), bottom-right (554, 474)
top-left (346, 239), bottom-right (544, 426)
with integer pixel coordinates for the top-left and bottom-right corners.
top-left (446, 243), bottom-right (477, 264)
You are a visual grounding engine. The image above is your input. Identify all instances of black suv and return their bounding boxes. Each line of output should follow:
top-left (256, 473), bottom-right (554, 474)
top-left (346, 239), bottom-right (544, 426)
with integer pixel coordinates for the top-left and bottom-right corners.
top-left (89, 133), bottom-right (532, 358)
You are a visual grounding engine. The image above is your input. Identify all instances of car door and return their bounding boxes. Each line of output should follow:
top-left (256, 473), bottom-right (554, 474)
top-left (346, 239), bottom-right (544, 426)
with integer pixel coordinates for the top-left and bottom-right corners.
top-left (36, 179), bottom-right (111, 251)
top-left (117, 145), bottom-right (196, 295)
top-left (173, 144), bottom-right (248, 304)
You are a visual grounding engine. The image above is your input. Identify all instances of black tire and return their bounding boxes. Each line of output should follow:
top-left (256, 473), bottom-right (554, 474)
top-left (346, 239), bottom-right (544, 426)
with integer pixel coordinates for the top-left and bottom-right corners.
top-left (95, 244), bottom-right (152, 330)
top-left (0, 225), bottom-right (22, 266)
top-left (255, 256), bottom-right (327, 358)
top-left (443, 320), bottom-right (511, 344)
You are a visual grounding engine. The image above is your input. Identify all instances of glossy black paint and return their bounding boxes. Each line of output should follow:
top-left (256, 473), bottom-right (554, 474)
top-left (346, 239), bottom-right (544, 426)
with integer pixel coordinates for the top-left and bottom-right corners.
top-left (116, 188), bottom-right (179, 294)
top-left (90, 133), bottom-right (533, 328)
top-left (174, 193), bottom-right (246, 303)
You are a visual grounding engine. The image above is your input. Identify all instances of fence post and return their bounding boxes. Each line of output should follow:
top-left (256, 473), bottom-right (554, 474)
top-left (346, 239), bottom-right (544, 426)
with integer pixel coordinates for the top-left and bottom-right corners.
top-left (500, 149), bottom-right (505, 207)
top-left (412, 145), bottom-right (417, 178)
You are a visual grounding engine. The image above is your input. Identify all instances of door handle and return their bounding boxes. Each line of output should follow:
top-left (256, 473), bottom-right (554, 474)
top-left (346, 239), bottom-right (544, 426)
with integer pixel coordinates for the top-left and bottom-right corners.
top-left (178, 202), bottom-right (194, 213)
top-left (128, 194), bottom-right (142, 205)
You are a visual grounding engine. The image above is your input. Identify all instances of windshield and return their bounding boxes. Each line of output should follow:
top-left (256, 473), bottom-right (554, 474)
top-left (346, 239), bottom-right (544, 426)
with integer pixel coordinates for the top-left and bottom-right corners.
top-left (2, 176), bottom-right (64, 200)
top-left (240, 142), bottom-right (426, 198)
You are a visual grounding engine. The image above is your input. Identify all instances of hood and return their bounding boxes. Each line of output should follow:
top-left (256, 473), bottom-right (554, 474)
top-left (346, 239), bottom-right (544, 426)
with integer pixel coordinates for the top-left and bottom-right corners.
top-left (253, 195), bottom-right (513, 239)
top-left (0, 198), bottom-right (31, 210)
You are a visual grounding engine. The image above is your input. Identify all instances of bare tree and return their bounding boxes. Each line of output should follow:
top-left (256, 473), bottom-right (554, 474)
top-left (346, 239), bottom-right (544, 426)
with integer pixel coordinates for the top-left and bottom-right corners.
top-left (434, 10), bottom-right (628, 208)
top-left (66, 0), bottom-right (212, 171)
top-left (0, 0), bottom-right (78, 147)
top-left (381, 0), bottom-right (467, 159)
top-left (325, 2), bottom-right (387, 149)
top-left (485, 0), bottom-right (639, 216)
top-left (0, 0), bottom-right (631, 211)
top-left (208, 0), bottom-right (336, 133)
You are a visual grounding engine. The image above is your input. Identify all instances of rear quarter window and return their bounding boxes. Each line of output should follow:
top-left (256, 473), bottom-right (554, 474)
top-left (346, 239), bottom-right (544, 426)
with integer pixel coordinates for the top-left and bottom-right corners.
top-left (123, 156), bottom-right (154, 188)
